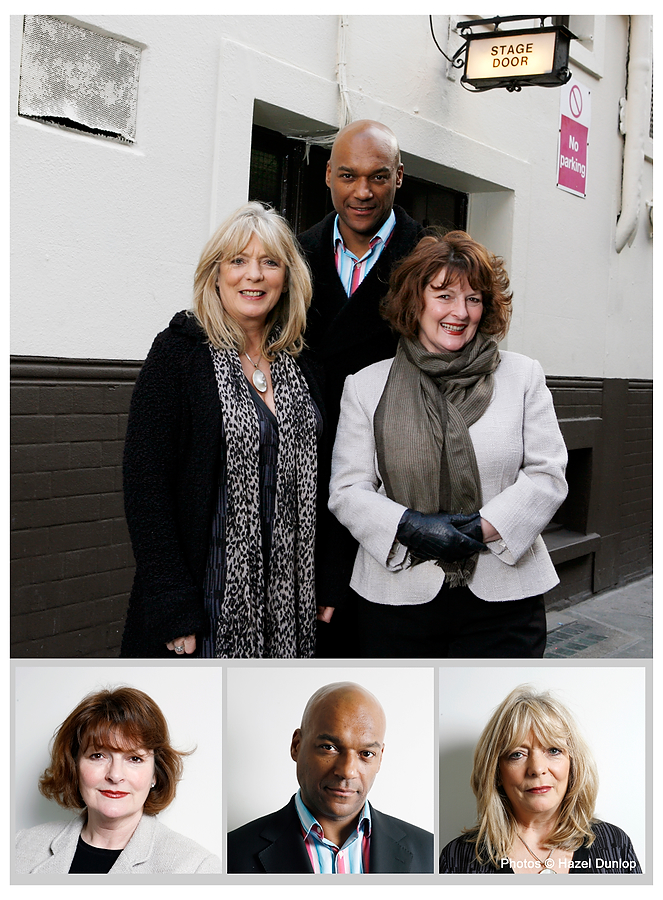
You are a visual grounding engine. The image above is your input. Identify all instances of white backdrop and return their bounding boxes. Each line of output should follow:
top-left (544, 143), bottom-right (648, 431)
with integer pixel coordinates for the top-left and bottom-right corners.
top-left (226, 666), bottom-right (435, 834)
top-left (14, 664), bottom-right (223, 859)
top-left (438, 665), bottom-right (646, 871)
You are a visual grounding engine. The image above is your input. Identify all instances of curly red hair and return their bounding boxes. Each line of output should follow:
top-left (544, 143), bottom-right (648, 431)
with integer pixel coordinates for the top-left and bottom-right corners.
top-left (381, 231), bottom-right (512, 342)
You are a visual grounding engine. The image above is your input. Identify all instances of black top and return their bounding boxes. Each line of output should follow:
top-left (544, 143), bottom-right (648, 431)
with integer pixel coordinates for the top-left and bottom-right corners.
top-left (198, 385), bottom-right (279, 658)
top-left (439, 821), bottom-right (642, 874)
top-left (68, 836), bottom-right (123, 874)
top-left (199, 384), bottom-right (322, 658)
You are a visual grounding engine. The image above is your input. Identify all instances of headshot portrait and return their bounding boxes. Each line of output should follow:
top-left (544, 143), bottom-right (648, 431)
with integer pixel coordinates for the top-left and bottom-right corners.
top-left (438, 666), bottom-right (645, 875)
top-left (225, 666), bottom-right (434, 874)
top-left (14, 665), bottom-right (223, 875)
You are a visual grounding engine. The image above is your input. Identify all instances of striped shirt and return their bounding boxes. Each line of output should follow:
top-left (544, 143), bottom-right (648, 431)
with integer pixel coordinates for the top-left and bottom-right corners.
top-left (333, 210), bottom-right (396, 296)
top-left (438, 821), bottom-right (642, 874)
top-left (294, 790), bottom-right (371, 873)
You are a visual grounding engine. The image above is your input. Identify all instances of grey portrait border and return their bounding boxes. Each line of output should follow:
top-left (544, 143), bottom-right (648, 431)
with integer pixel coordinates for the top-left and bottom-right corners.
top-left (10, 656), bottom-right (653, 887)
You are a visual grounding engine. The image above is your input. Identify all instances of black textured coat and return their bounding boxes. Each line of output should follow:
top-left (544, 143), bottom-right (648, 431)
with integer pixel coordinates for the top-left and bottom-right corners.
top-left (120, 311), bottom-right (325, 658)
top-left (298, 206), bottom-right (423, 619)
top-left (227, 795), bottom-right (434, 874)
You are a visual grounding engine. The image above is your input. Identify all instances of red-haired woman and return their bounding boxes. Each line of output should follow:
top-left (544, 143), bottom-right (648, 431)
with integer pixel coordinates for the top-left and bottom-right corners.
top-left (15, 687), bottom-right (221, 874)
top-left (329, 232), bottom-right (568, 658)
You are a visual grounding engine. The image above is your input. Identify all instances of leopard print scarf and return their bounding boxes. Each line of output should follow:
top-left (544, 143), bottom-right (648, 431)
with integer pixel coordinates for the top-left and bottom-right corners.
top-left (209, 345), bottom-right (317, 658)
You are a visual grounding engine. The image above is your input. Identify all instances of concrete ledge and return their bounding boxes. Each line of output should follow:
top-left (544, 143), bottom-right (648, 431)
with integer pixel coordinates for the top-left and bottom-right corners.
top-left (542, 527), bottom-right (601, 565)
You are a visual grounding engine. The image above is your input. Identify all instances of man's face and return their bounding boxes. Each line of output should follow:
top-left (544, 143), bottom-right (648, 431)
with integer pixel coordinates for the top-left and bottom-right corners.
top-left (290, 689), bottom-right (385, 834)
top-left (325, 128), bottom-right (404, 245)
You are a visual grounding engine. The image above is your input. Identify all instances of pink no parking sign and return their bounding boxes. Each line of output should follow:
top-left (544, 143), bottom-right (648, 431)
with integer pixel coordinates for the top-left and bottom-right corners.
top-left (558, 77), bottom-right (591, 197)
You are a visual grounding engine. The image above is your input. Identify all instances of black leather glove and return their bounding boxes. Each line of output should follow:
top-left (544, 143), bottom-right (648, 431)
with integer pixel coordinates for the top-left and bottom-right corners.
top-left (453, 514), bottom-right (485, 543)
top-left (396, 509), bottom-right (487, 562)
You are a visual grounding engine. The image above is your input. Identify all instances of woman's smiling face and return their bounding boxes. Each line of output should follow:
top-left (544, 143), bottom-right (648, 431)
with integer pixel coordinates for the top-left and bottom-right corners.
top-left (77, 743), bottom-right (155, 827)
top-left (216, 235), bottom-right (285, 332)
top-left (418, 268), bottom-right (483, 353)
top-left (498, 732), bottom-right (571, 821)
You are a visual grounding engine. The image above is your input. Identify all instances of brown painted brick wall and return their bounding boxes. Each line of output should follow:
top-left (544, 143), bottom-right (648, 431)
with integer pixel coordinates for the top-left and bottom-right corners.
top-left (546, 376), bottom-right (653, 606)
top-left (10, 358), bottom-right (140, 658)
top-left (618, 382), bottom-right (653, 582)
top-left (10, 359), bottom-right (653, 658)
top-left (548, 378), bottom-right (604, 420)
top-left (544, 555), bottom-right (595, 608)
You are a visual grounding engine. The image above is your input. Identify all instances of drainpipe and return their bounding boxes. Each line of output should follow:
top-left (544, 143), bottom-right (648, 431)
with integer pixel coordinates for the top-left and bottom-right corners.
top-left (287, 15), bottom-right (352, 157)
top-left (615, 15), bottom-right (652, 252)
top-left (337, 15), bottom-right (353, 129)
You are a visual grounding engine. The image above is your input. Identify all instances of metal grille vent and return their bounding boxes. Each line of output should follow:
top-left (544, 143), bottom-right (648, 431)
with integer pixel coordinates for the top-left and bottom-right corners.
top-left (18, 15), bottom-right (141, 144)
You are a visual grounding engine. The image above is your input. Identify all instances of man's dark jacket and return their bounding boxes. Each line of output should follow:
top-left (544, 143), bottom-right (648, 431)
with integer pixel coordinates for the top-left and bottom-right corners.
top-left (227, 795), bottom-right (434, 874)
top-left (298, 206), bottom-right (423, 622)
top-left (298, 204), bottom-right (424, 432)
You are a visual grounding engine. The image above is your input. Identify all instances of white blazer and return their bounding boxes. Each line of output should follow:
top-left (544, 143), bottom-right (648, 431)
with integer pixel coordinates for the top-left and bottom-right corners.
top-left (329, 351), bottom-right (568, 605)
top-left (15, 813), bottom-right (222, 874)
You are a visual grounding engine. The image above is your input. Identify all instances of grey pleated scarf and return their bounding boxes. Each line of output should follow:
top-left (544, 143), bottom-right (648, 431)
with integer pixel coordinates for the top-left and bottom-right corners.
top-left (374, 332), bottom-right (500, 587)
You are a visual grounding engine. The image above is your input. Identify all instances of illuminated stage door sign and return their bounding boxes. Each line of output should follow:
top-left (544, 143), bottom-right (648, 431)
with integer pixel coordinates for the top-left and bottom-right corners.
top-left (558, 76), bottom-right (591, 197)
top-left (466, 32), bottom-right (557, 78)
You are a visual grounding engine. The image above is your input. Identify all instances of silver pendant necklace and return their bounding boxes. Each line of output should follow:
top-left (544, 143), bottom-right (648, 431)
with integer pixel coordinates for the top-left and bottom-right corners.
top-left (517, 834), bottom-right (557, 874)
top-left (244, 351), bottom-right (267, 393)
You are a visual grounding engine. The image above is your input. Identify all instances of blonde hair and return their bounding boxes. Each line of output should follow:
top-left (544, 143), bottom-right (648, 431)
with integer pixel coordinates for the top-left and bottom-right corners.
top-left (192, 202), bottom-right (312, 360)
top-left (464, 686), bottom-right (599, 866)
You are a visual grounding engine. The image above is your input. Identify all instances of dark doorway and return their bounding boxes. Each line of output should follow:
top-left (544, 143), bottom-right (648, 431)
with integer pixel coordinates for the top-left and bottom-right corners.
top-left (249, 124), bottom-right (467, 234)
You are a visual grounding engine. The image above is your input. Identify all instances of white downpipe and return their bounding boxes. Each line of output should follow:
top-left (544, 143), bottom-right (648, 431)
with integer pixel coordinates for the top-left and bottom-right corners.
top-left (337, 15), bottom-right (353, 129)
top-left (615, 15), bottom-right (652, 253)
top-left (286, 15), bottom-right (351, 156)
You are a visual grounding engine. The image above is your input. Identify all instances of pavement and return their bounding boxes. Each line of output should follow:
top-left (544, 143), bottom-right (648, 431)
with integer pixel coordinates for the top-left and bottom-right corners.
top-left (544, 574), bottom-right (653, 658)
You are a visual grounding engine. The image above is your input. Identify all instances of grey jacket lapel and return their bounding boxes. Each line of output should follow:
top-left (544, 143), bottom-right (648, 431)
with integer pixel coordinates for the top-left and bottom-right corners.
top-left (369, 806), bottom-right (413, 874)
top-left (107, 815), bottom-right (156, 873)
top-left (29, 814), bottom-right (157, 874)
top-left (29, 817), bottom-right (84, 874)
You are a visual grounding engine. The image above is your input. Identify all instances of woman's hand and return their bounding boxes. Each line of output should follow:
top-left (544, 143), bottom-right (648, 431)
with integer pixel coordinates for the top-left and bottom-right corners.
top-left (166, 634), bottom-right (196, 655)
top-left (316, 606), bottom-right (335, 623)
top-left (480, 517), bottom-right (501, 542)
top-left (396, 509), bottom-right (487, 562)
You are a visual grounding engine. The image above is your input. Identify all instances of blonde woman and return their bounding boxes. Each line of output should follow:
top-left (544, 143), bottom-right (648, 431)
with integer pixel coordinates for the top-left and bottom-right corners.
top-left (121, 203), bottom-right (325, 659)
top-left (439, 686), bottom-right (641, 874)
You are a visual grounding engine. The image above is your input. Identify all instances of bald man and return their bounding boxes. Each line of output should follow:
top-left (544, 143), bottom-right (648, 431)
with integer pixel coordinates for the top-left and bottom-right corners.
top-left (226, 682), bottom-right (433, 874)
top-left (299, 120), bottom-right (423, 431)
top-left (299, 122), bottom-right (424, 647)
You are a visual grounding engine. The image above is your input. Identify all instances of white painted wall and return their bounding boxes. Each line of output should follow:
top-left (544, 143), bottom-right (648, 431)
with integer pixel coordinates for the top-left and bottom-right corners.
top-left (225, 666), bottom-right (435, 835)
top-left (10, 14), bottom-right (652, 378)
